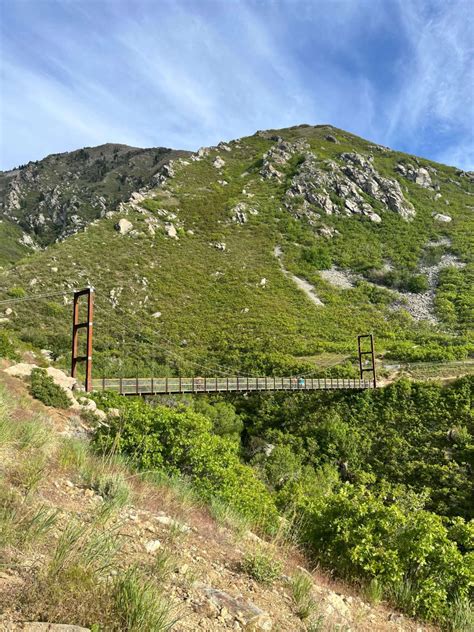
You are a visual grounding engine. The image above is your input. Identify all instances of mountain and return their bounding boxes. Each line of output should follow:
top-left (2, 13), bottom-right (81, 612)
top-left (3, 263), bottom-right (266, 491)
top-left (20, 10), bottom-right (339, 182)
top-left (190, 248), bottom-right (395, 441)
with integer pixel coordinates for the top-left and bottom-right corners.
top-left (0, 124), bottom-right (472, 375)
top-left (0, 143), bottom-right (191, 256)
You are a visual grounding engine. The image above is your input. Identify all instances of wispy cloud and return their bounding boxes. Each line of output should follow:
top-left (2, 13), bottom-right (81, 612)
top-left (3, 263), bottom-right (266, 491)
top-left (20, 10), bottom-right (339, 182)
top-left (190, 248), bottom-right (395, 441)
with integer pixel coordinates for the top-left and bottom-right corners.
top-left (0, 0), bottom-right (472, 169)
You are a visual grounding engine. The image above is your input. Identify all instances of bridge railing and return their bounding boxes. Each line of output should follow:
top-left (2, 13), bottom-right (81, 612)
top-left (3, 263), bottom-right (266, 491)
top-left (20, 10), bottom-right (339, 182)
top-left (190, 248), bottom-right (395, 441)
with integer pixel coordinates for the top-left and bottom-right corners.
top-left (91, 376), bottom-right (374, 395)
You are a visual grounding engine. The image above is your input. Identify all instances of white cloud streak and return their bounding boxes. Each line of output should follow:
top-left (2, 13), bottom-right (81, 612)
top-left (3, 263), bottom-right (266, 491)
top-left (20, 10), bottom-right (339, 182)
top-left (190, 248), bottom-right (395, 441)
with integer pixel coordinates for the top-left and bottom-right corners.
top-left (0, 0), bottom-right (472, 169)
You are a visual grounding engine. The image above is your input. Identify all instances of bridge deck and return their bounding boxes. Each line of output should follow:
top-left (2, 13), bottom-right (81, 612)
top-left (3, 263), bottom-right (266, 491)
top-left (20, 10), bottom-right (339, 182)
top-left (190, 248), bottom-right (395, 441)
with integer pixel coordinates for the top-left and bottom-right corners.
top-left (92, 376), bottom-right (374, 396)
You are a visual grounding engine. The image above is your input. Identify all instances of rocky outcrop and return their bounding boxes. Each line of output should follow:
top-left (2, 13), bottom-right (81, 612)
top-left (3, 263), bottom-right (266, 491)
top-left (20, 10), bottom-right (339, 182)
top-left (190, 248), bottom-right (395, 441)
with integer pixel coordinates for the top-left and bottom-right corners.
top-left (396, 163), bottom-right (433, 188)
top-left (213, 156), bottom-right (226, 169)
top-left (260, 140), bottom-right (309, 182)
top-left (164, 223), bottom-right (178, 238)
top-left (284, 152), bottom-right (415, 224)
top-left (230, 202), bottom-right (258, 224)
top-left (3, 364), bottom-right (107, 419)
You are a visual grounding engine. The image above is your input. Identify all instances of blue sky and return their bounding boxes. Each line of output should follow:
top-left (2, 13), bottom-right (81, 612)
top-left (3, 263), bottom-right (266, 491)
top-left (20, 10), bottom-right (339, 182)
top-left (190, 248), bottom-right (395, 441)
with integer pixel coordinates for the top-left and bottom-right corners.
top-left (1, 0), bottom-right (473, 170)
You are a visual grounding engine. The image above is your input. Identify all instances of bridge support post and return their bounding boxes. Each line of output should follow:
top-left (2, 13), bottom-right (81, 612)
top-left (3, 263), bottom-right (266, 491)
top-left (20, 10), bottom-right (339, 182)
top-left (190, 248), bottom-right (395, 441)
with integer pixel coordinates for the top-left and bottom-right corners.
top-left (71, 287), bottom-right (94, 392)
top-left (358, 334), bottom-right (376, 388)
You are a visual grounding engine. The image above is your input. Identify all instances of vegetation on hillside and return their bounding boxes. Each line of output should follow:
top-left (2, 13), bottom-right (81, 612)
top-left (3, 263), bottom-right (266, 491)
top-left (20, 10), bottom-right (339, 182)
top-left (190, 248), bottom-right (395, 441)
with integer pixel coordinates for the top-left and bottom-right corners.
top-left (0, 124), bottom-right (472, 377)
top-left (91, 377), bottom-right (474, 627)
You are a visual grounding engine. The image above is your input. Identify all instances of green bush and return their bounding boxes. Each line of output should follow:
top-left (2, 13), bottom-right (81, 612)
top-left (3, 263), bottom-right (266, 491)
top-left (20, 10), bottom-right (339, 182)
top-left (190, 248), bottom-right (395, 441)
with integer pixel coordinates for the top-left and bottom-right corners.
top-left (301, 246), bottom-right (332, 270)
top-left (0, 330), bottom-right (19, 360)
top-left (305, 485), bottom-right (473, 622)
top-left (242, 548), bottom-right (282, 585)
top-left (30, 368), bottom-right (71, 409)
top-left (93, 395), bottom-right (279, 531)
top-left (405, 274), bottom-right (429, 293)
top-left (7, 287), bottom-right (26, 298)
top-left (192, 398), bottom-right (243, 441)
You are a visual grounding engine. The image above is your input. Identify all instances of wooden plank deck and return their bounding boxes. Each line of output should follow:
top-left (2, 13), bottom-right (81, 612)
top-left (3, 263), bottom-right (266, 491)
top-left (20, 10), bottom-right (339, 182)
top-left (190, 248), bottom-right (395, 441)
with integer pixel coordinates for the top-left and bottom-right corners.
top-left (91, 376), bottom-right (374, 395)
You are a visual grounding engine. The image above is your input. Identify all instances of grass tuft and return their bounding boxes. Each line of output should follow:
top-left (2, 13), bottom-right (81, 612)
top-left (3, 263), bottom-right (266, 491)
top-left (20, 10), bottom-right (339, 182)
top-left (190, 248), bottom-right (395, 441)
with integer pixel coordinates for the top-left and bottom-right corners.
top-left (112, 567), bottom-right (179, 632)
top-left (290, 570), bottom-right (316, 620)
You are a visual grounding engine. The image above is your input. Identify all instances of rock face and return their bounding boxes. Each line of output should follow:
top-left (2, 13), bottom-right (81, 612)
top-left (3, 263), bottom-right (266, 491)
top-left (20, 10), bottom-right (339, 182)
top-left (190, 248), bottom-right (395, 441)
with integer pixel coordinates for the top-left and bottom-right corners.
top-left (260, 140), bottom-right (309, 182)
top-left (285, 151), bottom-right (415, 223)
top-left (396, 163), bottom-right (433, 188)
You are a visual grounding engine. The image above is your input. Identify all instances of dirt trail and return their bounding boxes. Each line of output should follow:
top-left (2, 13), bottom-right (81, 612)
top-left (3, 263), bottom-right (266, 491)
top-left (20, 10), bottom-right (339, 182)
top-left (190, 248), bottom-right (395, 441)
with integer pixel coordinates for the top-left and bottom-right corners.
top-left (274, 246), bottom-right (324, 307)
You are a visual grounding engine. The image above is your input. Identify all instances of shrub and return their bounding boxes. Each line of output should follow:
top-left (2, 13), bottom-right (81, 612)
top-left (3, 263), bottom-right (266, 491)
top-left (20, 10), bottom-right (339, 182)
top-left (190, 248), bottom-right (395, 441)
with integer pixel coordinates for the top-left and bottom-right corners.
top-left (192, 398), bottom-right (243, 441)
top-left (301, 246), bottom-right (332, 270)
top-left (7, 286), bottom-right (26, 298)
top-left (405, 274), bottom-right (429, 293)
top-left (306, 485), bottom-right (474, 621)
top-left (30, 368), bottom-right (71, 409)
top-left (242, 547), bottom-right (282, 585)
top-left (0, 330), bottom-right (19, 360)
top-left (93, 396), bottom-right (279, 531)
top-left (112, 567), bottom-right (178, 631)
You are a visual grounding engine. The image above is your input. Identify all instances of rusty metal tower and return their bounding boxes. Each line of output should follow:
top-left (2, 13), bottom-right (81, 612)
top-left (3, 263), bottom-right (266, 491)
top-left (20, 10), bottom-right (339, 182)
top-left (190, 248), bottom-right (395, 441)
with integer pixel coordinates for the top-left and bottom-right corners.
top-left (357, 333), bottom-right (376, 388)
top-left (71, 287), bottom-right (94, 392)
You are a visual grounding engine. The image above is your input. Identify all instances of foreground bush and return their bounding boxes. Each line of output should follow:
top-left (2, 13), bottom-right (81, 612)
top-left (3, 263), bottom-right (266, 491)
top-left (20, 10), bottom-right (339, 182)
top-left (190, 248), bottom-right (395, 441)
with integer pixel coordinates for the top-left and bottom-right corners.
top-left (30, 368), bottom-right (70, 409)
top-left (93, 394), bottom-right (279, 532)
top-left (304, 485), bottom-right (473, 623)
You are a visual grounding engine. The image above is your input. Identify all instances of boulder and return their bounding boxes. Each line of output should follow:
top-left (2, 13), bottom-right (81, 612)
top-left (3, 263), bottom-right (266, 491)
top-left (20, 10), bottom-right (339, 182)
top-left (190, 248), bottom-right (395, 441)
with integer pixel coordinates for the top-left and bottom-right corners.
top-left (211, 242), bottom-right (226, 251)
top-left (4, 363), bottom-right (38, 378)
top-left (164, 223), bottom-right (177, 238)
top-left (231, 202), bottom-right (248, 224)
top-left (396, 163), bottom-right (433, 188)
top-left (318, 225), bottom-right (340, 239)
top-left (78, 397), bottom-right (97, 412)
top-left (415, 167), bottom-right (432, 188)
top-left (114, 218), bottom-right (133, 235)
top-left (145, 539), bottom-right (162, 553)
top-left (196, 585), bottom-right (273, 631)
top-left (325, 134), bottom-right (338, 143)
top-left (45, 367), bottom-right (76, 392)
top-left (325, 591), bottom-right (351, 619)
top-left (433, 213), bottom-right (452, 223)
top-left (213, 156), bottom-right (226, 169)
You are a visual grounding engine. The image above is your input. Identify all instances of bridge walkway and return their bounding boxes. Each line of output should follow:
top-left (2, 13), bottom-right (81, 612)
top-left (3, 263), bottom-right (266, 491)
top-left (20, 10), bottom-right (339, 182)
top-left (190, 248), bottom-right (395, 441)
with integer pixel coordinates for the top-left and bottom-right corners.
top-left (92, 376), bottom-right (375, 396)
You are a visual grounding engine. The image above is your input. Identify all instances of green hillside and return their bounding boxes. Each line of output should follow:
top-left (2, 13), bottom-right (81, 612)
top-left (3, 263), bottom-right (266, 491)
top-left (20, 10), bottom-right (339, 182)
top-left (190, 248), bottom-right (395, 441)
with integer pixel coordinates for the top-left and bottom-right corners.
top-left (0, 143), bottom-right (190, 248)
top-left (0, 125), bottom-right (473, 376)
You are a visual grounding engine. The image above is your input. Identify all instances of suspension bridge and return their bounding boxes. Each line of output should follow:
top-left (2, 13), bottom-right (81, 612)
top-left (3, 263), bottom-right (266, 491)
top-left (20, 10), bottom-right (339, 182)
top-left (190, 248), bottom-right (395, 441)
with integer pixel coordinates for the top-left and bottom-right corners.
top-left (72, 288), bottom-right (377, 394)
top-left (1, 287), bottom-right (377, 394)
